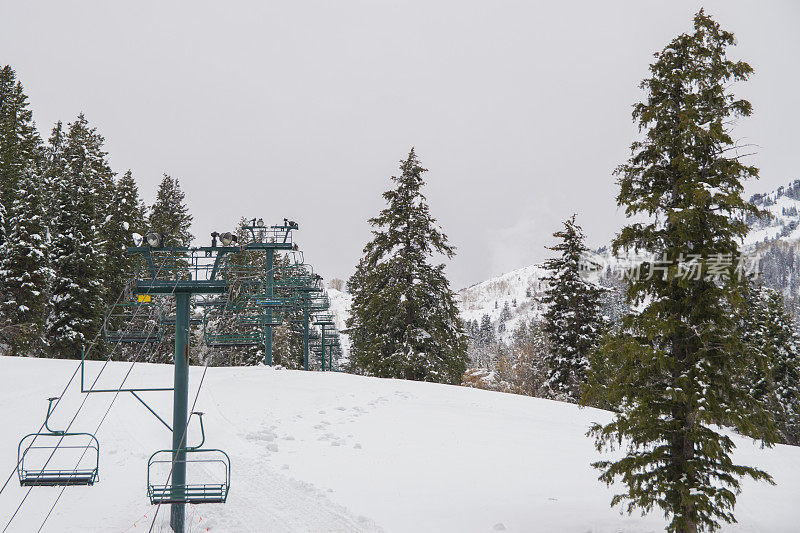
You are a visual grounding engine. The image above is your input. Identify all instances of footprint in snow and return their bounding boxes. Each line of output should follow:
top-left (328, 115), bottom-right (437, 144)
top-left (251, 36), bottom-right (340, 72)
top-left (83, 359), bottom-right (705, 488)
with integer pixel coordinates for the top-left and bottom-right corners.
top-left (493, 523), bottom-right (506, 531)
top-left (246, 429), bottom-right (278, 442)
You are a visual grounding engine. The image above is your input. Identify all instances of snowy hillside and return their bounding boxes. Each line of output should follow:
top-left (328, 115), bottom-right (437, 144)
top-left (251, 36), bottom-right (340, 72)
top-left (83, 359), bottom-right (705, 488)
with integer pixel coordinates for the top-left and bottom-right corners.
top-left (0, 356), bottom-right (798, 532)
top-left (746, 180), bottom-right (800, 245)
top-left (456, 179), bottom-right (800, 335)
top-left (457, 264), bottom-right (549, 342)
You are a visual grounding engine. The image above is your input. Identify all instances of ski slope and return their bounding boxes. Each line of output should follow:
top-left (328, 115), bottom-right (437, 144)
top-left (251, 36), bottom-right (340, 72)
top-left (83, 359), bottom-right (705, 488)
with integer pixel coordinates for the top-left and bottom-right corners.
top-left (0, 356), bottom-right (798, 532)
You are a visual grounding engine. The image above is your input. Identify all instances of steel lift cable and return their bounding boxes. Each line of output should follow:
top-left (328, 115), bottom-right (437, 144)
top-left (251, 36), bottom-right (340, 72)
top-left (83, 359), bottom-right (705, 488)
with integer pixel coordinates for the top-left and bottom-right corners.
top-left (36, 315), bottom-right (178, 532)
top-left (0, 282), bottom-right (158, 499)
top-left (2, 274), bottom-right (179, 530)
top-left (0, 257), bottom-right (181, 498)
top-left (3, 317), bottom-right (166, 533)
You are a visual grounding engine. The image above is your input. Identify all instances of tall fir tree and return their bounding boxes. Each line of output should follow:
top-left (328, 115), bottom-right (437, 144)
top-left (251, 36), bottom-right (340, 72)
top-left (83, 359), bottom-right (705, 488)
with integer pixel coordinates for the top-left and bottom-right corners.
top-left (583, 12), bottom-right (776, 533)
top-left (47, 114), bottom-right (114, 359)
top-left (149, 174), bottom-right (193, 247)
top-left (0, 167), bottom-right (50, 355)
top-left (0, 65), bottom-right (43, 346)
top-left (103, 170), bottom-right (147, 302)
top-left (0, 65), bottom-right (42, 229)
top-left (41, 121), bottom-right (65, 223)
top-left (740, 286), bottom-right (800, 445)
top-left (541, 214), bottom-right (604, 401)
top-left (346, 149), bottom-right (467, 383)
top-left (145, 174), bottom-right (193, 363)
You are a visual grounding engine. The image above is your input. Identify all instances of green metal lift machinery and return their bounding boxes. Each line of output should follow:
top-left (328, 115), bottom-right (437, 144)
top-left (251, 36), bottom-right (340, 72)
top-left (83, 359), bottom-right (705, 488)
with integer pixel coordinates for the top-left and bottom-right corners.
top-left (121, 220), bottom-right (297, 532)
top-left (11, 218), bottom-right (345, 533)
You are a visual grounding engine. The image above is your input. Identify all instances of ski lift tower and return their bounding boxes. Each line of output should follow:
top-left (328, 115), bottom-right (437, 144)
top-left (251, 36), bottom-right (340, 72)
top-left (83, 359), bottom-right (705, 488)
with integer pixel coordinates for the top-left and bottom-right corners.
top-left (127, 220), bottom-right (297, 533)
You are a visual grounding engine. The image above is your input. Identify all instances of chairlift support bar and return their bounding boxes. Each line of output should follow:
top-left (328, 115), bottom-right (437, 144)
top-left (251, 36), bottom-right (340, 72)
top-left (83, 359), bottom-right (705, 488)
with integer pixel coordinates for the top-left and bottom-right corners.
top-left (80, 357), bottom-right (174, 393)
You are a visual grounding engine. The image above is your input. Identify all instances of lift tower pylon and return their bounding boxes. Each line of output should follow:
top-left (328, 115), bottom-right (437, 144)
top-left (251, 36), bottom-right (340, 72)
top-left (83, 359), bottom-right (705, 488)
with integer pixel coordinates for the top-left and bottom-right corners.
top-left (127, 221), bottom-right (296, 533)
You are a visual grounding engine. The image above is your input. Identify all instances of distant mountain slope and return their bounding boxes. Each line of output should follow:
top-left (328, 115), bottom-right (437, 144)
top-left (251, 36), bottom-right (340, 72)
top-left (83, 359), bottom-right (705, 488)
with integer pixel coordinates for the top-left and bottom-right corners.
top-left (456, 178), bottom-right (800, 337)
top-left (747, 180), bottom-right (800, 245)
top-left (458, 264), bottom-right (548, 340)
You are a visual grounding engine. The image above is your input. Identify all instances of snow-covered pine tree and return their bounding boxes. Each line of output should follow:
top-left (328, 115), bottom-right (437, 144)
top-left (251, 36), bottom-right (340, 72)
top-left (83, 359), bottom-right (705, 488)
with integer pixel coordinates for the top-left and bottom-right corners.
top-left (346, 149), bottom-right (467, 383)
top-left (41, 121), bottom-right (66, 223)
top-left (583, 11), bottom-right (776, 533)
top-left (479, 314), bottom-right (494, 346)
top-left (0, 65), bottom-right (42, 229)
top-left (103, 170), bottom-right (147, 302)
top-left (540, 214), bottom-right (604, 401)
top-left (740, 286), bottom-right (800, 445)
top-left (0, 167), bottom-right (50, 355)
top-left (0, 66), bottom-right (44, 351)
top-left (149, 174), bottom-right (193, 247)
top-left (145, 174), bottom-right (194, 363)
top-left (499, 301), bottom-right (511, 322)
top-left (47, 115), bottom-right (113, 359)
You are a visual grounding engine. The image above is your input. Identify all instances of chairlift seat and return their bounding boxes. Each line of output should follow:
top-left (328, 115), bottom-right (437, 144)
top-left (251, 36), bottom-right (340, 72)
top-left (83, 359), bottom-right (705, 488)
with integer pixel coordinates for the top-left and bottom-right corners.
top-left (148, 483), bottom-right (228, 504)
top-left (19, 468), bottom-right (98, 486)
top-left (17, 400), bottom-right (100, 488)
top-left (147, 447), bottom-right (230, 505)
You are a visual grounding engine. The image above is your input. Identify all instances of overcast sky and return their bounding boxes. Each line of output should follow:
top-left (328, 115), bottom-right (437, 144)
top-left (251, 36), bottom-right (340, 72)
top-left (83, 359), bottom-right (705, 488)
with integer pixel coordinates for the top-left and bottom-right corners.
top-left (2, 1), bottom-right (798, 289)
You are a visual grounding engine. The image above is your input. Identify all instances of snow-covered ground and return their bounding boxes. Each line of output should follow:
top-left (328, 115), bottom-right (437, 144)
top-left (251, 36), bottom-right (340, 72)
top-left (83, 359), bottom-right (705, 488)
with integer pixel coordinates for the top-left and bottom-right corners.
top-left (0, 356), bottom-right (798, 532)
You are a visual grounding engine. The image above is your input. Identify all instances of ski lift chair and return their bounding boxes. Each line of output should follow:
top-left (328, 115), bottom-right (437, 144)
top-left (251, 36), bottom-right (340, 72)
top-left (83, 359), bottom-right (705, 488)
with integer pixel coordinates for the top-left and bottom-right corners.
top-left (104, 302), bottom-right (163, 343)
top-left (147, 412), bottom-right (230, 504)
top-left (17, 398), bottom-right (100, 486)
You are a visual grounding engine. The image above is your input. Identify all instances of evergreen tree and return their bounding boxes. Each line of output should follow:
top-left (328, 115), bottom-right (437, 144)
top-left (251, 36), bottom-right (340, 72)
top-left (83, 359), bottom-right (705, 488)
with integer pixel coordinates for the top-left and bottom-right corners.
top-left (740, 286), bottom-right (800, 445)
top-left (583, 12), bottom-right (776, 532)
top-left (541, 214), bottom-right (604, 401)
top-left (499, 301), bottom-right (512, 322)
top-left (149, 174), bottom-right (193, 246)
top-left (41, 121), bottom-right (65, 223)
top-left (0, 65), bottom-right (41, 229)
top-left (479, 314), bottom-right (494, 346)
top-left (144, 175), bottom-right (194, 363)
top-left (103, 170), bottom-right (147, 302)
top-left (47, 115), bottom-right (113, 359)
top-left (346, 149), bottom-right (467, 383)
top-left (0, 65), bottom-right (43, 346)
top-left (0, 167), bottom-right (50, 355)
